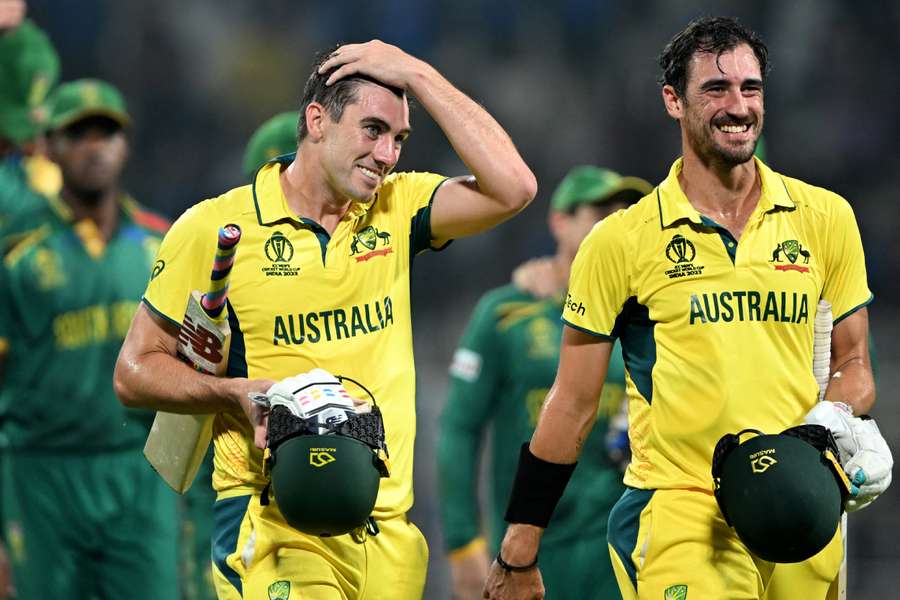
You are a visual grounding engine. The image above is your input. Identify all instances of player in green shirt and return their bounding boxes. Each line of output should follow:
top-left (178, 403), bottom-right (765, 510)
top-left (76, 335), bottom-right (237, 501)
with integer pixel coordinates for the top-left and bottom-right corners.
top-left (438, 166), bottom-right (652, 600)
top-left (0, 17), bottom-right (61, 246)
top-left (0, 79), bottom-right (178, 599)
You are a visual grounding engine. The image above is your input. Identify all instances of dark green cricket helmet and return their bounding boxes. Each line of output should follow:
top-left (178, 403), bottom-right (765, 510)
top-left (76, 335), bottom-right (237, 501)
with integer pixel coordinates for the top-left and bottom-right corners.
top-left (265, 404), bottom-right (390, 537)
top-left (712, 424), bottom-right (851, 563)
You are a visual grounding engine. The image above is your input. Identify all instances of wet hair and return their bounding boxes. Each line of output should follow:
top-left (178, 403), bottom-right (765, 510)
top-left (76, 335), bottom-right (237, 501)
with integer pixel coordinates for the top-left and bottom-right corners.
top-left (658, 16), bottom-right (769, 97)
top-left (296, 45), bottom-right (405, 142)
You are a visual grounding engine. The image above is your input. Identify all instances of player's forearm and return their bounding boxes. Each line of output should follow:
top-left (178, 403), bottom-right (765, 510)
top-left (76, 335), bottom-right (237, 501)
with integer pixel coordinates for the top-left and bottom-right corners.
top-left (498, 522), bottom-right (544, 564)
top-left (529, 384), bottom-right (600, 464)
top-left (825, 358), bottom-right (875, 414)
top-left (114, 348), bottom-right (242, 414)
top-left (408, 65), bottom-right (536, 212)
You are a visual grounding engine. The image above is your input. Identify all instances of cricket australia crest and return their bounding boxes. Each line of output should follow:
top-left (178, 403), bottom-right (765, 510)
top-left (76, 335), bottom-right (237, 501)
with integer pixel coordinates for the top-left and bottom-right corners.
top-left (351, 226), bottom-right (393, 262)
top-left (770, 239), bottom-right (810, 273)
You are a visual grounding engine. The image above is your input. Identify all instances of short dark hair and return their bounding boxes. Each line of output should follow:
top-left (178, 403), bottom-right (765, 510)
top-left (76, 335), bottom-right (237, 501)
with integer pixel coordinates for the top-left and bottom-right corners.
top-left (658, 17), bottom-right (769, 97)
top-left (297, 46), bottom-right (405, 142)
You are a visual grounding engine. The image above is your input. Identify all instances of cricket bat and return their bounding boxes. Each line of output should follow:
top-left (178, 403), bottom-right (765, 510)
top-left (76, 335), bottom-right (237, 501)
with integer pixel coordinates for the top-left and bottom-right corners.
top-left (143, 224), bottom-right (242, 493)
top-left (814, 300), bottom-right (847, 600)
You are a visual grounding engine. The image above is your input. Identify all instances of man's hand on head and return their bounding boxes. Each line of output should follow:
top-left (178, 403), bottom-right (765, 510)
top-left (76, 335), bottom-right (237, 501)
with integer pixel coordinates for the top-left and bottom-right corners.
top-left (318, 40), bottom-right (427, 91)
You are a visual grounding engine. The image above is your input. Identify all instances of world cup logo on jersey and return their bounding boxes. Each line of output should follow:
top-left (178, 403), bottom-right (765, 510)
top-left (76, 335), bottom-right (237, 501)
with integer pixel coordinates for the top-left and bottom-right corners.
top-left (666, 234), bottom-right (696, 264)
top-left (265, 231), bottom-right (294, 263)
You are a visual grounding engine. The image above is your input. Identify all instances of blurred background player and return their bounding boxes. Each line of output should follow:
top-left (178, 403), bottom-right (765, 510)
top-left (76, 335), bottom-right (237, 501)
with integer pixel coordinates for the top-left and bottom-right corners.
top-left (0, 79), bottom-right (179, 599)
top-left (0, 6), bottom-right (57, 597)
top-left (438, 166), bottom-right (651, 600)
top-left (0, 11), bottom-right (61, 238)
top-left (241, 110), bottom-right (300, 180)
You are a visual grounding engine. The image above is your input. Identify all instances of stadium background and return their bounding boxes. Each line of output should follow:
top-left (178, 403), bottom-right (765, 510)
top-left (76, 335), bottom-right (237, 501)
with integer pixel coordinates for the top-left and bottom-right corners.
top-left (28, 1), bottom-right (900, 598)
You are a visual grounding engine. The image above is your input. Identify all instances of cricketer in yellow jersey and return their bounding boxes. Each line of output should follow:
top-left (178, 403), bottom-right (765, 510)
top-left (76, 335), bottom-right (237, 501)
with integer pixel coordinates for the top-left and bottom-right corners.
top-left (486, 17), bottom-right (891, 600)
top-left (114, 40), bottom-right (536, 600)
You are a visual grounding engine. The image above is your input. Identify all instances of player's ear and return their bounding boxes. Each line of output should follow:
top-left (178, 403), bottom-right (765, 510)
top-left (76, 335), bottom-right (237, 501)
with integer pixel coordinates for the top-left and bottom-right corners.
top-left (548, 210), bottom-right (568, 244)
top-left (305, 102), bottom-right (328, 142)
top-left (662, 84), bottom-right (683, 120)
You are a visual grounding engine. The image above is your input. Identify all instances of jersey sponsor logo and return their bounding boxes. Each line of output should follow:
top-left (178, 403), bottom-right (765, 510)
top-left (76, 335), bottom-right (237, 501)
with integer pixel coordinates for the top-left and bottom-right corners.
top-left (31, 247), bottom-right (66, 290)
top-left (273, 296), bottom-right (394, 345)
top-left (263, 231), bottom-right (300, 277)
top-left (178, 314), bottom-right (224, 363)
top-left (53, 301), bottom-right (139, 349)
top-left (664, 584), bottom-right (688, 600)
top-left (750, 448), bottom-right (778, 473)
top-left (664, 234), bottom-right (704, 279)
top-left (309, 448), bottom-right (337, 468)
top-left (267, 580), bottom-right (291, 600)
top-left (689, 291), bottom-right (809, 325)
top-left (565, 293), bottom-right (586, 317)
top-left (150, 259), bottom-right (165, 280)
top-left (351, 225), bottom-right (393, 262)
top-left (770, 239), bottom-right (811, 273)
top-left (527, 318), bottom-right (558, 359)
top-left (450, 347), bottom-right (482, 381)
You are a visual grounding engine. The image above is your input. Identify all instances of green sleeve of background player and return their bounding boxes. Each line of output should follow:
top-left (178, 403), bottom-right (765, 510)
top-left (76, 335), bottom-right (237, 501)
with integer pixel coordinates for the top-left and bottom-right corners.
top-left (437, 289), bottom-right (506, 551)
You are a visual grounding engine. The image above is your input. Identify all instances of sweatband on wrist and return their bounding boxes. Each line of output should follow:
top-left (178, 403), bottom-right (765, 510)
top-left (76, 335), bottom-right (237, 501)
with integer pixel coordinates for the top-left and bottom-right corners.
top-left (504, 443), bottom-right (577, 527)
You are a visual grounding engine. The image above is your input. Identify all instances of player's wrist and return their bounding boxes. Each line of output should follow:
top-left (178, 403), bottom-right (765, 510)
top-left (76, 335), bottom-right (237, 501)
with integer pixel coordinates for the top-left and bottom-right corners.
top-left (495, 551), bottom-right (538, 573)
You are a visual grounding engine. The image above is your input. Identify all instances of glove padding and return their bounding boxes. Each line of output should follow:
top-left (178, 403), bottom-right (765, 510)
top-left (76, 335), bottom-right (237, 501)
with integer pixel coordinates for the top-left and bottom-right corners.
top-left (264, 368), bottom-right (366, 434)
top-left (804, 402), bottom-right (893, 511)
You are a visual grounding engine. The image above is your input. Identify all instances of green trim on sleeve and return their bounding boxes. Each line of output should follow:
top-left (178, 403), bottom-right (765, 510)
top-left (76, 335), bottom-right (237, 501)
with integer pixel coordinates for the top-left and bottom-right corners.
top-left (833, 293), bottom-right (874, 326)
top-left (561, 318), bottom-right (616, 340)
top-left (141, 296), bottom-right (182, 329)
top-left (410, 177), bottom-right (452, 259)
top-left (225, 299), bottom-right (247, 378)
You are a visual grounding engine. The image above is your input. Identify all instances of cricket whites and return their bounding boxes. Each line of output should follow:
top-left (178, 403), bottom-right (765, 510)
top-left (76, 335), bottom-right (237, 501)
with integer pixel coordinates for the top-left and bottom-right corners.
top-left (143, 224), bottom-right (242, 493)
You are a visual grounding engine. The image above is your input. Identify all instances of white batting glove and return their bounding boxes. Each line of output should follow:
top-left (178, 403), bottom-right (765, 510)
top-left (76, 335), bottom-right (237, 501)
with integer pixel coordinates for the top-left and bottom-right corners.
top-left (265, 368), bottom-right (355, 416)
top-left (804, 401), bottom-right (893, 511)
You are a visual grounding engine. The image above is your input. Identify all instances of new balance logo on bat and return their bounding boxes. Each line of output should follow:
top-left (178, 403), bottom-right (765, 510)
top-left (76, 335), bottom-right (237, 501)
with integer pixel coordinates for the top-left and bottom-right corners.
top-left (178, 315), bottom-right (224, 364)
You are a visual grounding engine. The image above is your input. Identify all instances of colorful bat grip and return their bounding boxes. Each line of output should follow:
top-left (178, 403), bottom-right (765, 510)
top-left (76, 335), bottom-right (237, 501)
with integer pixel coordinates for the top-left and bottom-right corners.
top-left (201, 224), bottom-right (242, 318)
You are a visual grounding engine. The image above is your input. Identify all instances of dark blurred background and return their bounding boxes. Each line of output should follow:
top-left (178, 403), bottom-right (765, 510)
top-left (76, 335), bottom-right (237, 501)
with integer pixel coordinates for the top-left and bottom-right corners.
top-left (30, 1), bottom-right (900, 597)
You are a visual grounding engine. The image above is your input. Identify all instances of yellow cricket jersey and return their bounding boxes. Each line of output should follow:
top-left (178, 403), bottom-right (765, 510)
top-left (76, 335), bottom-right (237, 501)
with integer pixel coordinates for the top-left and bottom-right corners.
top-left (143, 157), bottom-right (448, 518)
top-left (565, 157), bottom-right (872, 492)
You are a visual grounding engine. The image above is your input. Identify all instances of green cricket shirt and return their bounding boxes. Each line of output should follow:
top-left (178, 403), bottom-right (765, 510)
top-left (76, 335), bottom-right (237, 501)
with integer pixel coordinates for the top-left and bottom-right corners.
top-left (0, 195), bottom-right (168, 451)
top-left (438, 284), bottom-right (627, 552)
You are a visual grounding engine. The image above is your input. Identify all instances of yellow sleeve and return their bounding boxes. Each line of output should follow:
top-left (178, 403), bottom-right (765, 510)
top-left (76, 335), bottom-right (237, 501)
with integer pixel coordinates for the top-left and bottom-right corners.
top-left (143, 200), bottom-right (221, 325)
top-left (563, 212), bottom-right (631, 337)
top-left (381, 171), bottom-right (449, 253)
top-left (821, 194), bottom-right (872, 322)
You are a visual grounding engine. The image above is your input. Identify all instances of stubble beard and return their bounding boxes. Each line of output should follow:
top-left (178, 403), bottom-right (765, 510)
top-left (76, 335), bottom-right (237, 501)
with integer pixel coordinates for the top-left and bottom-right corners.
top-left (686, 112), bottom-right (760, 168)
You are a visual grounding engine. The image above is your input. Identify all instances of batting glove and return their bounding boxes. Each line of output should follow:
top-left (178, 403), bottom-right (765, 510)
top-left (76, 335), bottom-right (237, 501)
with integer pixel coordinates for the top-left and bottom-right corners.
top-left (265, 368), bottom-right (356, 417)
top-left (804, 401), bottom-right (893, 511)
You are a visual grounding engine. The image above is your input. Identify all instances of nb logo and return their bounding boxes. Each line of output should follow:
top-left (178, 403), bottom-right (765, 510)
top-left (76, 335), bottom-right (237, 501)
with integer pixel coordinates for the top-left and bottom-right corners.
top-left (751, 455), bottom-right (777, 473)
top-left (309, 451), bottom-right (336, 468)
top-left (178, 315), bottom-right (224, 363)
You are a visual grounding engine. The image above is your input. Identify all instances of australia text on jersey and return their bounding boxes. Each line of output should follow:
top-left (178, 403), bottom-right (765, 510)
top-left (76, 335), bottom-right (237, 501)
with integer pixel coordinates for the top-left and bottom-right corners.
top-left (273, 295), bottom-right (394, 345)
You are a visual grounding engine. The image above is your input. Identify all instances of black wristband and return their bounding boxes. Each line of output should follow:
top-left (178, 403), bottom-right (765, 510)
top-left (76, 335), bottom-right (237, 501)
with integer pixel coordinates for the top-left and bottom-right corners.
top-left (496, 552), bottom-right (539, 572)
top-left (504, 443), bottom-right (577, 528)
